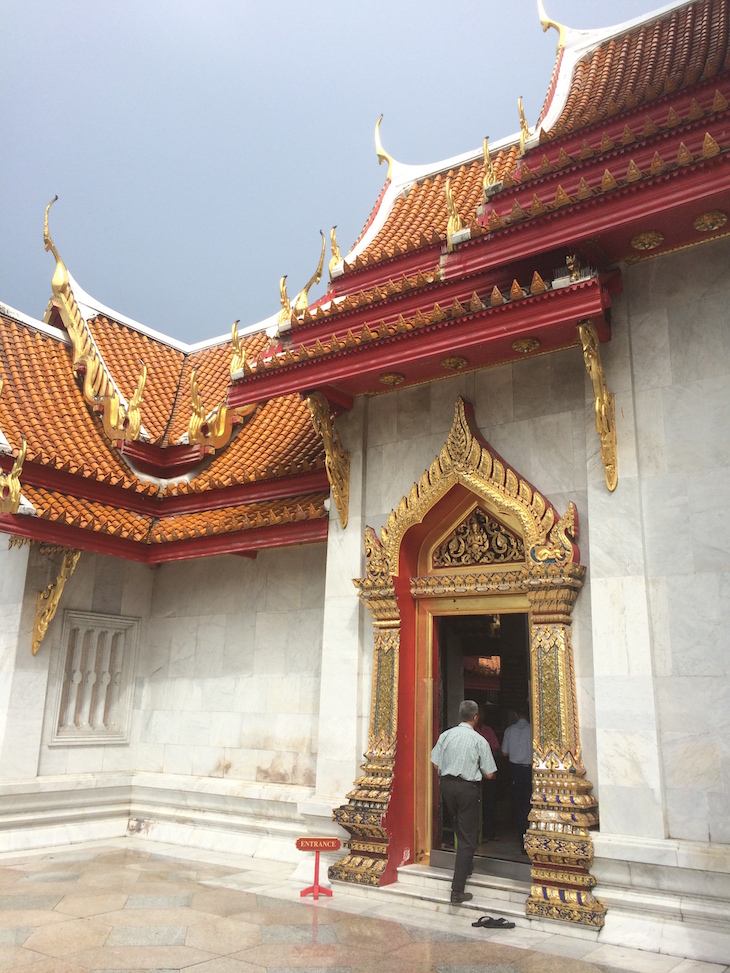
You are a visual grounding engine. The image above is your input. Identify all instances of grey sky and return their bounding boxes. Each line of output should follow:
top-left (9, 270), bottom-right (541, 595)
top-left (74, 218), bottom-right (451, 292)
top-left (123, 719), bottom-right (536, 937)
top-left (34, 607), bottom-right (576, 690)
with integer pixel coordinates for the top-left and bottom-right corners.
top-left (2, 1), bottom-right (674, 344)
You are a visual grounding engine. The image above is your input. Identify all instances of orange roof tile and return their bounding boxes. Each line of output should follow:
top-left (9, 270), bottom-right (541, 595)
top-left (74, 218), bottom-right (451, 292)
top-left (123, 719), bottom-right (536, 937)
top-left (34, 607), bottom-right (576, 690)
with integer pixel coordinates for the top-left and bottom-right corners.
top-left (549, 0), bottom-right (730, 138)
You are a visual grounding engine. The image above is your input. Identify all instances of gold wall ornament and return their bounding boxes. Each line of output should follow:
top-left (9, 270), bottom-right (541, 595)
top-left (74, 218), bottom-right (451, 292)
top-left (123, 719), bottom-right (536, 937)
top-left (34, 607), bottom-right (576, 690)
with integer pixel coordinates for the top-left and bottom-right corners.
top-left (331, 398), bottom-right (604, 925)
top-left (230, 321), bottom-right (245, 379)
top-left (631, 230), bottom-right (664, 251)
top-left (328, 226), bottom-right (343, 280)
top-left (32, 549), bottom-right (81, 655)
top-left (578, 321), bottom-right (617, 492)
top-left (43, 197), bottom-right (146, 444)
top-left (518, 96), bottom-right (530, 156)
top-left (482, 136), bottom-right (496, 196)
top-left (432, 506), bottom-right (525, 567)
top-left (566, 254), bottom-right (582, 281)
top-left (294, 231), bottom-right (326, 315)
top-left (379, 372), bottom-right (404, 387)
top-left (0, 438), bottom-right (27, 515)
top-left (374, 114), bottom-right (394, 180)
top-left (444, 177), bottom-right (463, 252)
top-left (277, 275), bottom-right (292, 326)
top-left (693, 210), bottom-right (728, 232)
top-left (188, 368), bottom-right (238, 451)
top-left (441, 356), bottom-right (468, 371)
top-left (306, 392), bottom-right (350, 529)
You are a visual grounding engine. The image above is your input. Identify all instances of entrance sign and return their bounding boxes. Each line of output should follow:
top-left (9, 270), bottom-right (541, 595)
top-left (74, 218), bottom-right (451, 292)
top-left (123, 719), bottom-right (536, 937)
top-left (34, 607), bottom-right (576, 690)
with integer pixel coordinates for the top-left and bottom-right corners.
top-left (296, 836), bottom-right (341, 898)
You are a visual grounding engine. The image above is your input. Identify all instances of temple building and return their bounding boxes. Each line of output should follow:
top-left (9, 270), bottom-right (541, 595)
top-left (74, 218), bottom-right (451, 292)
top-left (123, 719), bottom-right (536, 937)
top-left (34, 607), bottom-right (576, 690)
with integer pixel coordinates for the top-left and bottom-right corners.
top-left (1, 0), bottom-right (729, 962)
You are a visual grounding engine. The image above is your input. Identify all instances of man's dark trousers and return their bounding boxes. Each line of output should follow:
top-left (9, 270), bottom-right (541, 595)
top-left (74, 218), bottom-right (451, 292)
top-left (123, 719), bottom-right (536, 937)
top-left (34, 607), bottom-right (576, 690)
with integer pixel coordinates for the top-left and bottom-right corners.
top-left (440, 775), bottom-right (479, 894)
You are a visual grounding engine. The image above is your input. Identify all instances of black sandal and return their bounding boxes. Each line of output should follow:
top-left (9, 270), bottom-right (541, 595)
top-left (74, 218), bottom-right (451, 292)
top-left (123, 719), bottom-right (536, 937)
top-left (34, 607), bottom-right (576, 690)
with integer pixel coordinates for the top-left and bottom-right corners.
top-left (471, 915), bottom-right (516, 929)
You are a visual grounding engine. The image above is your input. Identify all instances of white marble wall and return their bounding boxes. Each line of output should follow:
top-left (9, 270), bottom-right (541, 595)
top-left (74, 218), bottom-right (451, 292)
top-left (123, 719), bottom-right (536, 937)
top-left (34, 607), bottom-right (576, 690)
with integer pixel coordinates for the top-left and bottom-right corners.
top-left (626, 234), bottom-right (730, 844)
top-left (34, 543), bottom-right (326, 789)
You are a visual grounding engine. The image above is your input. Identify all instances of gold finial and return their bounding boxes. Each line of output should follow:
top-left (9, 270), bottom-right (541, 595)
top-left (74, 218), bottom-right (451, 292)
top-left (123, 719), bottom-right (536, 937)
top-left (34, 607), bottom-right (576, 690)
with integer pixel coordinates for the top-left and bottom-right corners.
top-left (44, 195), bottom-right (69, 292)
top-left (329, 226), bottom-right (343, 280)
top-left (375, 115), bottom-right (394, 180)
top-left (0, 437), bottom-right (27, 515)
top-left (482, 137), bottom-right (496, 195)
top-left (294, 230), bottom-right (326, 315)
top-left (518, 97), bottom-right (530, 156)
top-left (537, 0), bottom-right (566, 48)
top-left (278, 275), bottom-right (292, 325)
top-left (444, 177), bottom-right (463, 253)
top-left (230, 320), bottom-right (245, 379)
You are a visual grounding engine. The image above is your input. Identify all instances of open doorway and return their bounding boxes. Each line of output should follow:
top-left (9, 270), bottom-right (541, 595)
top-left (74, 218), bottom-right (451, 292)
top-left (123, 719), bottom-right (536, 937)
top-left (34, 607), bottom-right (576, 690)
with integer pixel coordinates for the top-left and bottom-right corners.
top-left (431, 612), bottom-right (532, 876)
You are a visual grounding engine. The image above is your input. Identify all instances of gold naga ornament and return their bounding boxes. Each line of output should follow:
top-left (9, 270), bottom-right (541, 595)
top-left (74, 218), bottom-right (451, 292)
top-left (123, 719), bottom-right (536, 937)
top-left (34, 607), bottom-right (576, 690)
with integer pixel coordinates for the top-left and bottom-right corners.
top-left (578, 321), bottom-right (617, 491)
top-left (230, 320), bottom-right (245, 379)
top-left (482, 137), bottom-right (496, 198)
top-left (328, 226), bottom-right (343, 280)
top-left (43, 198), bottom-right (147, 444)
top-left (32, 549), bottom-right (81, 655)
top-left (293, 231), bottom-right (326, 315)
top-left (187, 368), bottom-right (253, 452)
top-left (278, 276), bottom-right (293, 327)
top-left (444, 177), bottom-right (464, 252)
top-left (518, 96), bottom-right (530, 156)
top-left (306, 392), bottom-right (350, 529)
top-left (0, 437), bottom-right (27, 515)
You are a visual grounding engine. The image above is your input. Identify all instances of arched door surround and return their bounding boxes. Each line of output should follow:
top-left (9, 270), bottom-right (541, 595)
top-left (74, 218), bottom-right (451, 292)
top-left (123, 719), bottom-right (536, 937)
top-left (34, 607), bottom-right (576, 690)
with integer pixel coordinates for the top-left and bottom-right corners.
top-left (329, 398), bottom-right (605, 928)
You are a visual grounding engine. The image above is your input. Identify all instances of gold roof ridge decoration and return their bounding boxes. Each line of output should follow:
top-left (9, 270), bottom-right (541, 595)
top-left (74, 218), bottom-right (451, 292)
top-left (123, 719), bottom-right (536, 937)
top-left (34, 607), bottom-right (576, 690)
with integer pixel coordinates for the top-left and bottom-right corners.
top-left (188, 367), bottom-right (238, 451)
top-left (43, 198), bottom-right (147, 445)
top-left (278, 276), bottom-right (293, 326)
top-left (375, 115), bottom-right (394, 181)
top-left (329, 226), bottom-right (343, 281)
top-left (444, 177), bottom-right (464, 252)
top-left (518, 97), bottom-right (530, 156)
top-left (294, 231), bottom-right (326, 315)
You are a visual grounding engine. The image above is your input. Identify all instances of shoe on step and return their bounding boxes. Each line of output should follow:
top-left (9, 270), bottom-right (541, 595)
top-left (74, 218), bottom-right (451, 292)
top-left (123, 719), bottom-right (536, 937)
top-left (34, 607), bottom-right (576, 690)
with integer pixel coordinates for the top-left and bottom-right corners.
top-left (451, 891), bottom-right (473, 904)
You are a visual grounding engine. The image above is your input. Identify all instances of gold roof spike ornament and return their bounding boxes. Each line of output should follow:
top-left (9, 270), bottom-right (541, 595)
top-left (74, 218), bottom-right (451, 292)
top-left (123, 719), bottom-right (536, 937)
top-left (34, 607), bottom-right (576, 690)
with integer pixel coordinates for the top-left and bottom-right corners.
top-left (0, 437), bottom-right (27, 515)
top-left (278, 275), bottom-right (293, 326)
top-left (578, 321), bottom-right (617, 492)
top-left (230, 320), bottom-right (245, 379)
top-left (43, 198), bottom-right (146, 444)
top-left (294, 231), bottom-right (326, 315)
top-left (329, 226), bottom-right (343, 281)
top-left (537, 0), bottom-right (566, 49)
top-left (375, 115), bottom-right (394, 180)
top-left (444, 177), bottom-right (463, 253)
top-left (188, 368), bottom-right (236, 451)
top-left (518, 96), bottom-right (530, 156)
top-left (482, 137), bottom-right (497, 199)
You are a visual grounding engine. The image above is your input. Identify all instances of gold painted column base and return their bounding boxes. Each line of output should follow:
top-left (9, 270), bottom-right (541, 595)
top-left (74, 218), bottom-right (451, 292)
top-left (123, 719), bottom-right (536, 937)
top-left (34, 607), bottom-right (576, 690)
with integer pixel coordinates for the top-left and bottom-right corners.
top-left (525, 769), bottom-right (606, 927)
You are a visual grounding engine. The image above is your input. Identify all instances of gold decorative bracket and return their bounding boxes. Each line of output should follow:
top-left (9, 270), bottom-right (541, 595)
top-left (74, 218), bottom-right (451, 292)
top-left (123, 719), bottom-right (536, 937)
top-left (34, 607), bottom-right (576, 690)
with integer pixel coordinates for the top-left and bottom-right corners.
top-left (306, 392), bottom-right (350, 529)
top-left (578, 321), bottom-right (617, 491)
top-left (43, 198), bottom-right (146, 444)
top-left (0, 437), bottom-right (27, 515)
top-left (32, 549), bottom-right (81, 655)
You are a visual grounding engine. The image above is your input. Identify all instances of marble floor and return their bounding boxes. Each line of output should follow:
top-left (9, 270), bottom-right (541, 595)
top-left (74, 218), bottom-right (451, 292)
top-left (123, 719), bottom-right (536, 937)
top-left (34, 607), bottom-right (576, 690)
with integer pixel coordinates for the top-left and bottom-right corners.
top-left (0, 838), bottom-right (725, 973)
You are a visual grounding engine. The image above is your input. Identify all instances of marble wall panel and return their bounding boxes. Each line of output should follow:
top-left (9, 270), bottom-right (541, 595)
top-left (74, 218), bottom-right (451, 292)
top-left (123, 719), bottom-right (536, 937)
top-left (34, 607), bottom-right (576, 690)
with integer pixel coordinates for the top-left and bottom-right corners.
top-left (429, 372), bottom-right (476, 434)
top-left (630, 309), bottom-right (672, 392)
top-left (474, 362), bottom-right (514, 426)
top-left (688, 470), bottom-right (730, 574)
top-left (634, 388), bottom-right (668, 477)
top-left (665, 573), bottom-right (730, 677)
top-left (640, 473), bottom-right (693, 578)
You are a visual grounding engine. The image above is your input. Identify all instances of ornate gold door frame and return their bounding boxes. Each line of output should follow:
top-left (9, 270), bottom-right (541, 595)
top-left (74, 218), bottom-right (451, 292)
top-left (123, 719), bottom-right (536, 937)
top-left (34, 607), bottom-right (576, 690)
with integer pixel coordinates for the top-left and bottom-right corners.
top-left (330, 398), bottom-right (605, 927)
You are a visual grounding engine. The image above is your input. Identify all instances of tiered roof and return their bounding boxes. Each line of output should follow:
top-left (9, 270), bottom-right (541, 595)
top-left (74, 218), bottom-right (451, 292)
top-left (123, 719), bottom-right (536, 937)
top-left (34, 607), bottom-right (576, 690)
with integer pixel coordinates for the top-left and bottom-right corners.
top-left (1, 0), bottom-right (728, 560)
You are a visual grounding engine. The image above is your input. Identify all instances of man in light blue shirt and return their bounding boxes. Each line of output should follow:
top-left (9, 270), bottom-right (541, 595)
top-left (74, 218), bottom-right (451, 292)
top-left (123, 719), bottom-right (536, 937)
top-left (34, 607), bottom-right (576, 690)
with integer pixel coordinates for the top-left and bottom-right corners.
top-left (431, 700), bottom-right (497, 903)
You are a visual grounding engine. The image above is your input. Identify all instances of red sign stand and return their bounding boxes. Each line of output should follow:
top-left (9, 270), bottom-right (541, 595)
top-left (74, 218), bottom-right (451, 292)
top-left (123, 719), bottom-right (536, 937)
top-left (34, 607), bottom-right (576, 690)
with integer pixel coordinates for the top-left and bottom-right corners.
top-left (296, 836), bottom-right (341, 900)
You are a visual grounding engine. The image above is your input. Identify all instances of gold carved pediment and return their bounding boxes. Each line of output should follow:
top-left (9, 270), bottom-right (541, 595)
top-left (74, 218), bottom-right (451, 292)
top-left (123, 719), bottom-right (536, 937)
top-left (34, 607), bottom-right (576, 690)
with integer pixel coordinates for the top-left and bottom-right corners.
top-left (432, 505), bottom-right (525, 568)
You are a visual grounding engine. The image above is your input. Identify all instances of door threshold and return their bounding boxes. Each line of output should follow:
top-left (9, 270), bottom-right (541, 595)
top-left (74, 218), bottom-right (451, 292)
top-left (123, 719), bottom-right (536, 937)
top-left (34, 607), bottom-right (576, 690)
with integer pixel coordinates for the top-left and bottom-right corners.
top-left (430, 850), bottom-right (531, 881)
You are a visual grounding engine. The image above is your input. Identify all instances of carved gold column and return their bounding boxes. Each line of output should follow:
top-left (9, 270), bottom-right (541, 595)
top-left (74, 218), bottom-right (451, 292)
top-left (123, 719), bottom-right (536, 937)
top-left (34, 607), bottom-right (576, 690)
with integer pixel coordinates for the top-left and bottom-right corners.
top-left (329, 528), bottom-right (399, 886)
top-left (524, 564), bottom-right (606, 927)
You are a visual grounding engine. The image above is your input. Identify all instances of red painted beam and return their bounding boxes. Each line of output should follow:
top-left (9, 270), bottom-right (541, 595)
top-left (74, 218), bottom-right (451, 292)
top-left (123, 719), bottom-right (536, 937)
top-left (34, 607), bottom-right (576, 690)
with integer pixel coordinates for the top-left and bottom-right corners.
top-left (228, 278), bottom-right (612, 406)
top-left (0, 513), bottom-right (328, 564)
